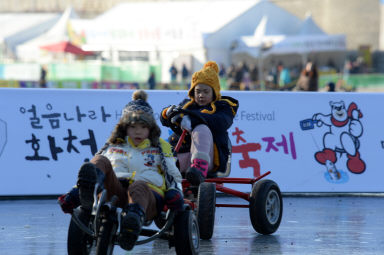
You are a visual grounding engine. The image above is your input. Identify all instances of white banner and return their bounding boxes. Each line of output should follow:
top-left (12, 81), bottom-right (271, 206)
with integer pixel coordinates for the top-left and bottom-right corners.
top-left (0, 88), bottom-right (382, 195)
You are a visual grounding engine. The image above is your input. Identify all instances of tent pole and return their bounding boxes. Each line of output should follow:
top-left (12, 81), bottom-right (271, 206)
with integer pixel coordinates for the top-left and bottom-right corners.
top-left (258, 49), bottom-right (265, 91)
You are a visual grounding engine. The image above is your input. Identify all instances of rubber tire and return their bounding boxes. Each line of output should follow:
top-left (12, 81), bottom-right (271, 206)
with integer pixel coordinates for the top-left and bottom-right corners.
top-left (249, 179), bottom-right (283, 235)
top-left (67, 208), bottom-right (94, 255)
top-left (174, 210), bottom-right (200, 255)
top-left (95, 213), bottom-right (117, 255)
top-left (196, 182), bottom-right (216, 240)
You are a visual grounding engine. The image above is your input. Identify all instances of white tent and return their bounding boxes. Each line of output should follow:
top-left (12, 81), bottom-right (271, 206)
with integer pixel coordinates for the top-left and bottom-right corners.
top-left (0, 13), bottom-right (59, 59)
top-left (266, 14), bottom-right (346, 56)
top-left (75, 1), bottom-right (257, 52)
top-left (205, 0), bottom-right (304, 65)
top-left (16, 7), bottom-right (78, 62)
top-left (232, 13), bottom-right (346, 65)
top-left (69, 0), bottom-right (260, 82)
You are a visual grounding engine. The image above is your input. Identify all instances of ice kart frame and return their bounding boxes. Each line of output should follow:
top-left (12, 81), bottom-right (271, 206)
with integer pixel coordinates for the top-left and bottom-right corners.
top-left (168, 107), bottom-right (283, 240)
top-left (67, 184), bottom-right (200, 255)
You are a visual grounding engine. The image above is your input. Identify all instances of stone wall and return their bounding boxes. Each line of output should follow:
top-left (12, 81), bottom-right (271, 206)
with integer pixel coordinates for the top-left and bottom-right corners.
top-left (274, 0), bottom-right (380, 51)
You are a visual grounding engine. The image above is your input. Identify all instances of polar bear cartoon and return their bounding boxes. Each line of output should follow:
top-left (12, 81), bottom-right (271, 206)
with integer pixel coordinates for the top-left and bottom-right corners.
top-left (312, 101), bottom-right (365, 174)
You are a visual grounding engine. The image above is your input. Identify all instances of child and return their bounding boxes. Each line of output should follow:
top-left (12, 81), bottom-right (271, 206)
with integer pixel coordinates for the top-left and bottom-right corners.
top-left (59, 90), bottom-right (183, 251)
top-left (160, 61), bottom-right (239, 185)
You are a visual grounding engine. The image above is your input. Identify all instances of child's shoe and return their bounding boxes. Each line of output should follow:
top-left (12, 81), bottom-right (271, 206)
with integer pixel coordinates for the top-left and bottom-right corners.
top-left (119, 203), bottom-right (145, 251)
top-left (77, 163), bottom-right (98, 212)
top-left (58, 187), bottom-right (80, 214)
top-left (164, 188), bottom-right (184, 211)
top-left (186, 158), bottom-right (209, 186)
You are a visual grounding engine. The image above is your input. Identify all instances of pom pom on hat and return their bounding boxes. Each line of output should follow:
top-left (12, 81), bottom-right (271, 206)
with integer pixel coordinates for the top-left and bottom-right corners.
top-left (123, 90), bottom-right (153, 116)
top-left (203, 61), bottom-right (219, 74)
top-left (189, 60), bottom-right (221, 101)
top-left (132, 89), bottom-right (148, 101)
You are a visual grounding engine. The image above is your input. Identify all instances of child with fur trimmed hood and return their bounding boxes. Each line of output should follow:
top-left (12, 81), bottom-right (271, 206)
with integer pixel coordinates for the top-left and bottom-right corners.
top-left (160, 61), bottom-right (239, 185)
top-left (59, 90), bottom-right (183, 251)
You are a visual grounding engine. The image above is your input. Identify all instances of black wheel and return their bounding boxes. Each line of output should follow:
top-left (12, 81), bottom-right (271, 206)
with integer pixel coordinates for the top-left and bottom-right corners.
top-left (249, 179), bottom-right (283, 235)
top-left (174, 210), bottom-right (200, 255)
top-left (196, 182), bottom-right (216, 240)
top-left (95, 212), bottom-right (117, 255)
top-left (67, 208), bottom-right (94, 255)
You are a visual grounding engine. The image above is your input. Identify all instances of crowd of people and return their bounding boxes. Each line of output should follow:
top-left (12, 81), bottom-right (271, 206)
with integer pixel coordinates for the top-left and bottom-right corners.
top-left (148, 60), bottom-right (327, 92)
top-left (148, 58), bottom-right (364, 92)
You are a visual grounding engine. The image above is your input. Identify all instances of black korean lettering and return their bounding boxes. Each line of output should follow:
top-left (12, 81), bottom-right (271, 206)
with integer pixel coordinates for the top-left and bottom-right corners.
top-left (63, 113), bottom-right (74, 121)
top-left (41, 113), bottom-right (61, 129)
top-left (80, 129), bottom-right (97, 155)
top-left (76, 106), bottom-right (86, 122)
top-left (25, 134), bottom-right (49, 160)
top-left (47, 135), bottom-right (64, 161)
top-left (27, 105), bottom-right (43, 129)
top-left (101, 106), bottom-right (112, 122)
top-left (63, 129), bottom-right (79, 153)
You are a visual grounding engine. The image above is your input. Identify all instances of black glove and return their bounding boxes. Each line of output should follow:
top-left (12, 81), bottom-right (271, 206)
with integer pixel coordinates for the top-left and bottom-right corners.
top-left (166, 105), bottom-right (183, 124)
top-left (165, 105), bottom-right (178, 118)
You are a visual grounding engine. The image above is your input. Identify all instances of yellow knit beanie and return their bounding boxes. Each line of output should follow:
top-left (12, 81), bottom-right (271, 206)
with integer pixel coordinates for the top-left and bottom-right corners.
top-left (188, 61), bottom-right (221, 101)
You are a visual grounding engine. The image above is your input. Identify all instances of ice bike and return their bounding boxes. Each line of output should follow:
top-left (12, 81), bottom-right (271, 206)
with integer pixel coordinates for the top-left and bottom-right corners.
top-left (67, 183), bottom-right (200, 255)
top-left (167, 107), bottom-right (283, 240)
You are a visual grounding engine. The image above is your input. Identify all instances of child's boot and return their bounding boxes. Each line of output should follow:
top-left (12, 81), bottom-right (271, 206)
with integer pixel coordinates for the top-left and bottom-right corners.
top-left (186, 152), bottom-right (210, 186)
top-left (77, 163), bottom-right (105, 212)
top-left (119, 203), bottom-right (145, 251)
top-left (58, 187), bottom-right (80, 214)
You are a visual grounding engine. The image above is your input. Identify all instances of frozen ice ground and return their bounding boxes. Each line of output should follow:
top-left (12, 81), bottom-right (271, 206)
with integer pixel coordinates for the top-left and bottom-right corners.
top-left (0, 195), bottom-right (383, 255)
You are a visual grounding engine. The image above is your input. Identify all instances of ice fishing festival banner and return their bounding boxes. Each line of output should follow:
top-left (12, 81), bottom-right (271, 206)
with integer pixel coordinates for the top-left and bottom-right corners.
top-left (0, 88), bottom-right (382, 195)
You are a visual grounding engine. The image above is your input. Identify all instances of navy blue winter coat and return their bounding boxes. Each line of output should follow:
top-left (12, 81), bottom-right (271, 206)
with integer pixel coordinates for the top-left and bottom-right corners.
top-left (160, 96), bottom-right (239, 174)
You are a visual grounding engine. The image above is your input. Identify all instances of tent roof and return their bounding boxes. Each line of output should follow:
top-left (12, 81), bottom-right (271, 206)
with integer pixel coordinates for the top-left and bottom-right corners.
top-left (28, 7), bottom-right (77, 44)
top-left (40, 41), bottom-right (93, 55)
top-left (16, 7), bottom-right (79, 60)
top-left (233, 8), bottom-right (345, 57)
top-left (203, 0), bottom-right (302, 50)
top-left (298, 14), bottom-right (325, 35)
top-left (94, 0), bottom-right (258, 34)
top-left (0, 13), bottom-right (59, 42)
top-left (70, 0), bottom-right (260, 51)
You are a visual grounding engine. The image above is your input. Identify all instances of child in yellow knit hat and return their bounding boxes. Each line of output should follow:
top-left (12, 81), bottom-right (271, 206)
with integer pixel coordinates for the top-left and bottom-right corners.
top-left (160, 61), bottom-right (239, 185)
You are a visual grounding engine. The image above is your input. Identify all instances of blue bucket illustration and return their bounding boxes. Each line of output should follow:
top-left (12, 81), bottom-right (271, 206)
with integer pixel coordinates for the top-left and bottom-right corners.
top-left (300, 119), bottom-right (318, 130)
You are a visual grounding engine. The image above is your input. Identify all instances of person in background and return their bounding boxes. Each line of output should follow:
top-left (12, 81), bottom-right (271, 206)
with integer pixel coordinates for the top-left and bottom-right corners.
top-left (326, 81), bottom-right (336, 92)
top-left (268, 61), bottom-right (279, 89)
top-left (169, 63), bottom-right (178, 87)
top-left (39, 65), bottom-right (47, 88)
top-left (148, 72), bottom-right (156, 90)
top-left (181, 64), bottom-right (190, 89)
top-left (160, 61), bottom-right (239, 185)
top-left (250, 64), bottom-right (259, 90)
top-left (295, 61), bottom-right (319, 91)
top-left (278, 62), bottom-right (291, 88)
top-left (219, 63), bottom-right (226, 78)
